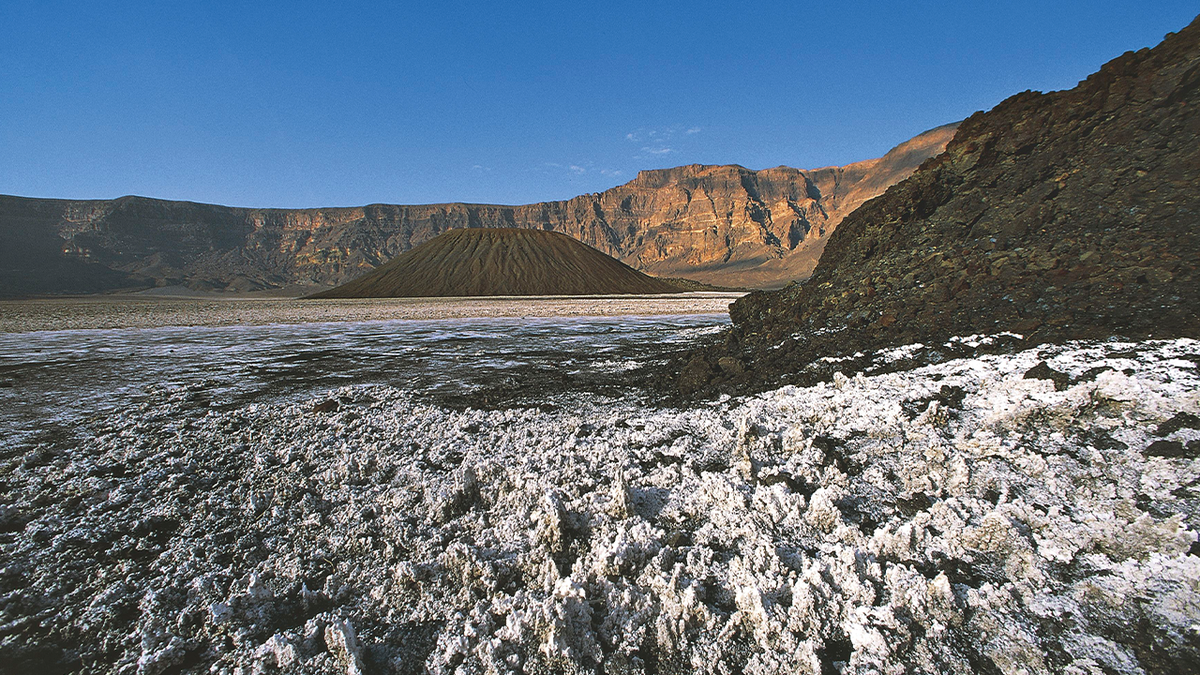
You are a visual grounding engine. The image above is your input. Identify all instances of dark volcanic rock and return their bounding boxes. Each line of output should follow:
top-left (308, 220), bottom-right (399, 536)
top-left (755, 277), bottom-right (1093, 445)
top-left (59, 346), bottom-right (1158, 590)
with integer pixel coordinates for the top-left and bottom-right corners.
top-left (309, 228), bottom-right (684, 297)
top-left (311, 399), bottom-right (340, 414)
top-left (1156, 412), bottom-right (1200, 437)
top-left (1144, 439), bottom-right (1196, 458)
top-left (1023, 362), bottom-right (1073, 391)
top-left (681, 15), bottom-right (1200, 395)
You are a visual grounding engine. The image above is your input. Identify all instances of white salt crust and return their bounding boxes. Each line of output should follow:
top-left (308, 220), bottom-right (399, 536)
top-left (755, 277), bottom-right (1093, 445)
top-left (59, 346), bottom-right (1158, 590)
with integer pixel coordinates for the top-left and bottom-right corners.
top-left (3, 339), bottom-right (1199, 674)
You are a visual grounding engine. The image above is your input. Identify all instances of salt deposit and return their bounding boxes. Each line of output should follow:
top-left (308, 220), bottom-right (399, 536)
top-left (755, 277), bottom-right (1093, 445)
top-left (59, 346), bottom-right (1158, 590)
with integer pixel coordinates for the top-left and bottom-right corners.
top-left (2, 337), bottom-right (1198, 673)
top-left (0, 294), bottom-right (742, 334)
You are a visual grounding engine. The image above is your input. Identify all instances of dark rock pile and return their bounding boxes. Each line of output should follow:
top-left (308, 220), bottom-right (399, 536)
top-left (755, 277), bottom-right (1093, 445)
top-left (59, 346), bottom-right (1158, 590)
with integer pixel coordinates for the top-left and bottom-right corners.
top-left (309, 228), bottom-right (685, 298)
top-left (679, 15), bottom-right (1200, 396)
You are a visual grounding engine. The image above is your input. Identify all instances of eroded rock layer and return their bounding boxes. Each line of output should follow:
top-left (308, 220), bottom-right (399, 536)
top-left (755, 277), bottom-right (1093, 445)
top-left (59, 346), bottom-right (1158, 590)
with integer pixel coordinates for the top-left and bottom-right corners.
top-left (686, 18), bottom-right (1200, 394)
top-left (310, 229), bottom-right (684, 298)
top-left (0, 126), bottom-right (955, 296)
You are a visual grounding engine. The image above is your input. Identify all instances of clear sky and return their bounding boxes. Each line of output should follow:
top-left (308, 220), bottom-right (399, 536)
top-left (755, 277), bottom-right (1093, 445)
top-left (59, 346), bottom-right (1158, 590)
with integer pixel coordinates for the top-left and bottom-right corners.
top-left (2, 2), bottom-right (1196, 208)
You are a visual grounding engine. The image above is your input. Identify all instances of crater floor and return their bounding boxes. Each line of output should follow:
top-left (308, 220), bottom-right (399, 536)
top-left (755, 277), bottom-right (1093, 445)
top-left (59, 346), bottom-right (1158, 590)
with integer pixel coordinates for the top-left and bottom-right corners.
top-left (2, 334), bottom-right (1198, 673)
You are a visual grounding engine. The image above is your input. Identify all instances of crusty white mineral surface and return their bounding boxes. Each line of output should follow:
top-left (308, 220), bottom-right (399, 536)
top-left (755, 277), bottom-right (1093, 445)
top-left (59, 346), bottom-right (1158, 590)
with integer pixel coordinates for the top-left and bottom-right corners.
top-left (0, 294), bottom-right (743, 333)
top-left (2, 338), bottom-right (1198, 674)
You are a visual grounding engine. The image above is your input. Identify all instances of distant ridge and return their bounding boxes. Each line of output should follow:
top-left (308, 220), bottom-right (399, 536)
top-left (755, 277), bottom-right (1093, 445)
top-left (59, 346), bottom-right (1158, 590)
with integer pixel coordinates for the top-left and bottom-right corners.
top-left (0, 125), bottom-right (956, 297)
top-left (310, 228), bottom-right (685, 298)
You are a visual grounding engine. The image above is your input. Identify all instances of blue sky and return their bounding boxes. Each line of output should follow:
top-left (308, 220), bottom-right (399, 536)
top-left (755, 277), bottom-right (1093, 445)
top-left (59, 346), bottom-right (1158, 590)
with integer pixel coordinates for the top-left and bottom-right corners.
top-left (2, 1), bottom-right (1196, 207)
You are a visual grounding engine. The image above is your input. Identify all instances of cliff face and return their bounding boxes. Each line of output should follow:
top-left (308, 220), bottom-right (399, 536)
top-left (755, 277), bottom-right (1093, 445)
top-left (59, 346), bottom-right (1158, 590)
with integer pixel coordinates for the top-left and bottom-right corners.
top-left (681, 16), bottom-right (1200, 395)
top-left (0, 125), bottom-right (955, 297)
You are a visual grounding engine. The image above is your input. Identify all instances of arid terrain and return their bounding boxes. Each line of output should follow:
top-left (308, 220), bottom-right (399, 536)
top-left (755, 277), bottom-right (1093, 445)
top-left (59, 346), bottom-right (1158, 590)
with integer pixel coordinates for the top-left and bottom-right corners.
top-left (0, 125), bottom-right (956, 297)
top-left (2, 10), bottom-right (1198, 675)
top-left (3, 318), bottom-right (1197, 673)
top-left (680, 15), bottom-right (1200, 398)
top-left (311, 229), bottom-right (689, 299)
top-left (0, 294), bottom-right (741, 333)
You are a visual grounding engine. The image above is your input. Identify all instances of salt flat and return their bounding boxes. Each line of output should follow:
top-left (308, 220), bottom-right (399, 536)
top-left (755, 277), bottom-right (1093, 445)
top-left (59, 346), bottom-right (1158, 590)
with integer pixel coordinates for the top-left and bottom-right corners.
top-left (0, 292), bottom-right (743, 333)
top-left (2, 331), bottom-right (1197, 673)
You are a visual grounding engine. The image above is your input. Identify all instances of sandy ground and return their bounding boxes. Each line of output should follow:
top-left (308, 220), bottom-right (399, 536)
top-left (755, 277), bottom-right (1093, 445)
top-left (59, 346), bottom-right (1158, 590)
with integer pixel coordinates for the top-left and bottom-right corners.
top-left (0, 293), bottom-right (742, 333)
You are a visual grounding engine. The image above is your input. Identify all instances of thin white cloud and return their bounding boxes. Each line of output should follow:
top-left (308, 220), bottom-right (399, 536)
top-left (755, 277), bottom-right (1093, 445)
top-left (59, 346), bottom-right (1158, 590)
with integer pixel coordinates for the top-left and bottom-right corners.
top-left (626, 125), bottom-right (700, 140)
top-left (600, 169), bottom-right (623, 177)
top-left (538, 161), bottom-right (599, 176)
top-left (626, 125), bottom-right (698, 159)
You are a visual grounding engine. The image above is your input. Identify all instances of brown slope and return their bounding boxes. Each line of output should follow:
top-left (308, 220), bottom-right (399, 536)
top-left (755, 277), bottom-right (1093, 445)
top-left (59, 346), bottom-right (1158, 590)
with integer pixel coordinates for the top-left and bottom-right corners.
top-left (682, 15), bottom-right (1200, 396)
top-left (708, 122), bottom-right (960, 287)
top-left (310, 228), bottom-right (684, 298)
top-left (0, 127), bottom-right (954, 297)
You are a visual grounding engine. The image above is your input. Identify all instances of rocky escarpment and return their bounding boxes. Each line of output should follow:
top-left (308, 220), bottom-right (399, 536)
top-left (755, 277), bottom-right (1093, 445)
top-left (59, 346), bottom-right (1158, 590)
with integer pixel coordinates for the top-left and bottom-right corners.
top-left (0, 126), bottom-right (955, 297)
top-left (311, 228), bottom-right (685, 298)
top-left (679, 16), bottom-right (1200, 396)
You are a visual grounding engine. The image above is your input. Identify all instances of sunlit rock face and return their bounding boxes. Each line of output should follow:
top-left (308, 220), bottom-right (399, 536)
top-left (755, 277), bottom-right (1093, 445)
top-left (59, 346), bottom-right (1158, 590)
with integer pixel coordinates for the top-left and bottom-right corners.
top-left (2, 336), bottom-right (1198, 673)
top-left (0, 125), bottom-right (955, 296)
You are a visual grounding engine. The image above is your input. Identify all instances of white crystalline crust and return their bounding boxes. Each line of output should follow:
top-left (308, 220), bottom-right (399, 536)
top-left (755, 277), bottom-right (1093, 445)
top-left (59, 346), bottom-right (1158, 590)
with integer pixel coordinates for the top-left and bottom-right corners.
top-left (4, 339), bottom-right (1200, 674)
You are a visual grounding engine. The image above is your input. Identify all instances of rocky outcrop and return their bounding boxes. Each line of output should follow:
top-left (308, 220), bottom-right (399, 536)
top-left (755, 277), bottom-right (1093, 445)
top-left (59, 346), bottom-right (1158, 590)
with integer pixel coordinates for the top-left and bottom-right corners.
top-left (680, 16), bottom-right (1200, 395)
top-left (0, 126), bottom-right (955, 297)
top-left (310, 228), bottom-right (685, 297)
